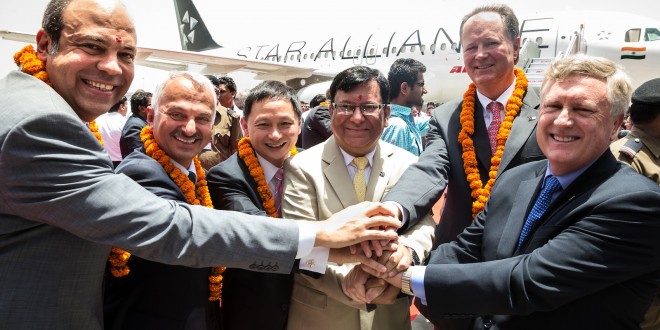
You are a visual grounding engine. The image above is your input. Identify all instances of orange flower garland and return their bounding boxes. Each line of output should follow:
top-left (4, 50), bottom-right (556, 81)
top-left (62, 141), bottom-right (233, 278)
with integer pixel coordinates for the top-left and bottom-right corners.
top-left (237, 137), bottom-right (298, 218)
top-left (458, 68), bottom-right (528, 219)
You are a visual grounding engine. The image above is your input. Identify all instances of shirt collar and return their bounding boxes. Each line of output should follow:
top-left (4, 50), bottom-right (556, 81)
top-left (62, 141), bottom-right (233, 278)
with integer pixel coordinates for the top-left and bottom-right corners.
top-left (170, 159), bottom-right (196, 176)
top-left (476, 80), bottom-right (516, 110)
top-left (545, 159), bottom-right (597, 190)
top-left (338, 146), bottom-right (377, 168)
top-left (256, 152), bottom-right (282, 183)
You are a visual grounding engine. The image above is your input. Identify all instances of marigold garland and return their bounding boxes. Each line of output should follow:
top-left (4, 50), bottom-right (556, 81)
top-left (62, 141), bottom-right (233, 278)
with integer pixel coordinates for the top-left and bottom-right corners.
top-left (237, 137), bottom-right (297, 218)
top-left (458, 68), bottom-right (528, 219)
top-left (14, 44), bottom-right (51, 86)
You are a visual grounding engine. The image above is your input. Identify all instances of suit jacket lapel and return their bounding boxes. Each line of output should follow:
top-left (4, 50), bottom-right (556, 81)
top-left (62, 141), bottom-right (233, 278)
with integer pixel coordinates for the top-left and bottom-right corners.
top-left (322, 137), bottom-right (359, 208)
top-left (366, 143), bottom-right (393, 201)
top-left (498, 89), bottom-right (540, 175)
top-left (496, 171), bottom-right (543, 258)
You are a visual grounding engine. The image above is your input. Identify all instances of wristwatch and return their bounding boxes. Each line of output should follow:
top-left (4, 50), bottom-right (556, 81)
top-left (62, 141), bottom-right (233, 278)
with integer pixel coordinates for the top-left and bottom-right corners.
top-left (407, 246), bottom-right (421, 266)
top-left (401, 269), bottom-right (414, 296)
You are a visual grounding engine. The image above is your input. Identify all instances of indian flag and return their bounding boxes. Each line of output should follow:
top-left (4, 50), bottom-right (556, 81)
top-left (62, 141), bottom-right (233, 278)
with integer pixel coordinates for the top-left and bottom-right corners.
top-left (621, 47), bottom-right (646, 60)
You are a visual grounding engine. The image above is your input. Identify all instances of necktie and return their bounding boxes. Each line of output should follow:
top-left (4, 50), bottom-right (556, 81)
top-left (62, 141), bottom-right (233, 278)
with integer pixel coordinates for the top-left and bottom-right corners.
top-left (517, 175), bottom-right (562, 248)
top-left (352, 157), bottom-right (369, 202)
top-left (188, 171), bottom-right (196, 184)
top-left (487, 101), bottom-right (503, 154)
top-left (271, 168), bottom-right (284, 215)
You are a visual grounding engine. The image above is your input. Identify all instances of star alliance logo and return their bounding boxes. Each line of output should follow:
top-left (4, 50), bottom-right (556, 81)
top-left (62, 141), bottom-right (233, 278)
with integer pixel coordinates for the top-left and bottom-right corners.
top-left (179, 10), bottom-right (199, 46)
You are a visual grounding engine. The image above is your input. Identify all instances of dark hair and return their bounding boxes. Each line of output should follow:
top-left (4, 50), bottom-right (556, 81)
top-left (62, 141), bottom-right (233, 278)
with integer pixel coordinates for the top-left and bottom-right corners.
top-left (460, 4), bottom-right (519, 43)
top-left (109, 96), bottom-right (127, 113)
top-left (205, 74), bottom-right (237, 93)
top-left (130, 90), bottom-right (152, 115)
top-left (388, 58), bottom-right (426, 99)
top-left (243, 81), bottom-right (301, 120)
top-left (41, 0), bottom-right (72, 53)
top-left (329, 66), bottom-right (389, 105)
top-left (310, 94), bottom-right (327, 108)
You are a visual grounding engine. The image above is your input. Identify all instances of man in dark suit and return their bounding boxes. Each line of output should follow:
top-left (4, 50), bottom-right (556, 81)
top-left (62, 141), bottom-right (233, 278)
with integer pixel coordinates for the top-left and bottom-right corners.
top-left (104, 72), bottom-right (221, 330)
top-left (302, 93), bottom-right (332, 149)
top-left (120, 89), bottom-right (152, 158)
top-left (0, 0), bottom-right (401, 327)
top-left (206, 81), bottom-right (303, 330)
top-left (382, 4), bottom-right (544, 246)
top-left (371, 55), bottom-right (660, 329)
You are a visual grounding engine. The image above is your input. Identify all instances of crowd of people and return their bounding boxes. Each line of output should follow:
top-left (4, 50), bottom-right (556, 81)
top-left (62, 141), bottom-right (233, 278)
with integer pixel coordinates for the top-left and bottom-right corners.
top-left (1, 1), bottom-right (659, 330)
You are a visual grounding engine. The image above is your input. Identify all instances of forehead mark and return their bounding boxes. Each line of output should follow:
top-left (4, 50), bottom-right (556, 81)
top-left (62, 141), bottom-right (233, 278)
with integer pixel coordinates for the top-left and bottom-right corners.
top-left (116, 34), bottom-right (122, 43)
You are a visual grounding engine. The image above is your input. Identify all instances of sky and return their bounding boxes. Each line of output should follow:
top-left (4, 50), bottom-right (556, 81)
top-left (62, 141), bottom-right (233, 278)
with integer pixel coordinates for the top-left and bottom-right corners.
top-left (1, 0), bottom-right (659, 92)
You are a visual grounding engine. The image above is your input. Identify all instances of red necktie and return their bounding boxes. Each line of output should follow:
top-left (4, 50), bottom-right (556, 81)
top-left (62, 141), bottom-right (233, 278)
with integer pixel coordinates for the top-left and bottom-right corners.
top-left (487, 101), bottom-right (503, 154)
top-left (271, 168), bottom-right (284, 215)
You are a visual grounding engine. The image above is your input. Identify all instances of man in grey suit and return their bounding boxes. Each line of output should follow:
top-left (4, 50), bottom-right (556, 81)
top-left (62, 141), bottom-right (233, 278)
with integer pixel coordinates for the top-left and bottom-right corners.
top-left (0, 0), bottom-right (400, 328)
top-left (373, 55), bottom-right (660, 330)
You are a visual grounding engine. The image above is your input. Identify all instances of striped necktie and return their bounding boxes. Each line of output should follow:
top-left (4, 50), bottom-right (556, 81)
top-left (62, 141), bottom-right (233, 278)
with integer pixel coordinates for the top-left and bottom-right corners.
top-left (271, 168), bottom-right (284, 215)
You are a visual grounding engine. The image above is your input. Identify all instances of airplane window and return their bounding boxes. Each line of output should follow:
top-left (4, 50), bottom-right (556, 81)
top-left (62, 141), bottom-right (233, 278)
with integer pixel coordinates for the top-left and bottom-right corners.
top-left (369, 48), bottom-right (375, 56)
top-left (278, 56), bottom-right (281, 62)
top-left (410, 45), bottom-right (416, 53)
top-left (382, 47), bottom-right (388, 54)
top-left (451, 43), bottom-right (457, 50)
top-left (645, 28), bottom-right (660, 41)
top-left (420, 45), bottom-right (425, 53)
top-left (430, 44), bottom-right (436, 52)
top-left (392, 47), bottom-right (397, 54)
top-left (347, 50), bottom-right (352, 57)
top-left (400, 46), bottom-right (406, 53)
top-left (340, 51), bottom-right (344, 57)
top-left (441, 43), bottom-right (446, 51)
top-left (297, 54), bottom-right (301, 61)
top-left (311, 53), bottom-right (315, 60)
top-left (324, 52), bottom-right (329, 58)
top-left (304, 54), bottom-right (308, 60)
top-left (536, 37), bottom-right (543, 45)
top-left (356, 49), bottom-right (362, 56)
top-left (625, 29), bottom-right (641, 42)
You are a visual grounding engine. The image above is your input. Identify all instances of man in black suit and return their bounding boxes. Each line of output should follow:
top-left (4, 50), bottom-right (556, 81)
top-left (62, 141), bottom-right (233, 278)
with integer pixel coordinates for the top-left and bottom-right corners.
top-left (302, 93), bottom-right (332, 149)
top-left (119, 89), bottom-right (152, 158)
top-left (369, 55), bottom-right (660, 329)
top-left (382, 4), bottom-right (544, 241)
top-left (105, 72), bottom-right (221, 329)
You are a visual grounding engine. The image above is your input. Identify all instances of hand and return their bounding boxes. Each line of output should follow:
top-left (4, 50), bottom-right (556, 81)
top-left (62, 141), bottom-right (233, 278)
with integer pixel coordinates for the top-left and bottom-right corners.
top-left (367, 281), bottom-right (401, 304)
top-left (329, 247), bottom-right (387, 274)
top-left (313, 202), bottom-right (401, 249)
top-left (361, 265), bottom-right (404, 289)
top-left (341, 266), bottom-right (374, 303)
top-left (349, 202), bottom-right (401, 257)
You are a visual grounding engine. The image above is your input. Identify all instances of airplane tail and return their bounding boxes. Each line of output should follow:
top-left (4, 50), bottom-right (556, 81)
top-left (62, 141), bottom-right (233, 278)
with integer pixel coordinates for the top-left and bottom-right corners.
top-left (173, 0), bottom-right (222, 51)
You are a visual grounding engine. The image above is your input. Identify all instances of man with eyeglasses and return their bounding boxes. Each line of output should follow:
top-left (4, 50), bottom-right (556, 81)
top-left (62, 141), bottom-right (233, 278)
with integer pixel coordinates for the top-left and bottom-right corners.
top-left (380, 58), bottom-right (427, 156)
top-left (282, 65), bottom-right (435, 330)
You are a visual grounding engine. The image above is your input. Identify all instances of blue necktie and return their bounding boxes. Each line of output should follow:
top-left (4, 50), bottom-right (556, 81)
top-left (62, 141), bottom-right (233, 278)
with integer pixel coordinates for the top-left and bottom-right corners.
top-left (517, 175), bottom-right (562, 248)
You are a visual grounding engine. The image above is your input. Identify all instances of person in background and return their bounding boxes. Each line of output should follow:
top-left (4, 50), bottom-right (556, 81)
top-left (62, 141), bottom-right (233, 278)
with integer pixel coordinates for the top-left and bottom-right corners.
top-left (610, 77), bottom-right (660, 330)
top-left (198, 74), bottom-right (243, 170)
top-left (97, 95), bottom-right (128, 167)
top-left (302, 92), bottom-right (332, 149)
top-left (0, 0), bottom-right (402, 327)
top-left (381, 58), bottom-right (426, 156)
top-left (120, 89), bottom-right (152, 158)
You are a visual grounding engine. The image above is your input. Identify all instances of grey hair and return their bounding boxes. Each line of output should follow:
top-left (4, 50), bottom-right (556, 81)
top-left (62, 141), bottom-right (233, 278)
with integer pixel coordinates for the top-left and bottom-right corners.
top-left (152, 71), bottom-right (218, 119)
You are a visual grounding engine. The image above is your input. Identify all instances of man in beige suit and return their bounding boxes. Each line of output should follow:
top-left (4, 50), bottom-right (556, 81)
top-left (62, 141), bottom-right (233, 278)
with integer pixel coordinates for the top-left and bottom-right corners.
top-left (282, 66), bottom-right (435, 330)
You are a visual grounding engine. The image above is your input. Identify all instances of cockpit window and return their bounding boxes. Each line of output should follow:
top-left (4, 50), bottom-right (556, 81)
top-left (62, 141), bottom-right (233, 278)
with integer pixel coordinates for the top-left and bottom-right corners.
top-left (625, 29), bottom-right (641, 42)
top-left (645, 28), bottom-right (660, 41)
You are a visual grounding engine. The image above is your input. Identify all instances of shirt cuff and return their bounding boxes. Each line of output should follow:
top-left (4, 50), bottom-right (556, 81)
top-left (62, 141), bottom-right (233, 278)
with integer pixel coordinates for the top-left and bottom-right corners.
top-left (411, 266), bottom-right (427, 305)
top-left (295, 221), bottom-right (316, 259)
top-left (384, 201), bottom-right (408, 227)
top-left (299, 247), bottom-right (330, 273)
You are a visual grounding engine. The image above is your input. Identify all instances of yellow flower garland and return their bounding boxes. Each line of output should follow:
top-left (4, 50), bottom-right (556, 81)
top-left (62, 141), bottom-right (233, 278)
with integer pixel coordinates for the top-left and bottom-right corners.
top-left (458, 68), bottom-right (528, 219)
top-left (237, 137), bottom-right (297, 218)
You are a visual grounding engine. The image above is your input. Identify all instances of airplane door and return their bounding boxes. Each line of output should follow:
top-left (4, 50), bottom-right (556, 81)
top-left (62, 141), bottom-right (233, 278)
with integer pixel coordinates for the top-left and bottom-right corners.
top-left (520, 17), bottom-right (558, 58)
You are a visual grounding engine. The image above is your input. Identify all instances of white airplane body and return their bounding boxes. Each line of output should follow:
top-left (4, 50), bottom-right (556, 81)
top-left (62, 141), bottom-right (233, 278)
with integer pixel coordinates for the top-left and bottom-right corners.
top-left (2, 0), bottom-right (659, 104)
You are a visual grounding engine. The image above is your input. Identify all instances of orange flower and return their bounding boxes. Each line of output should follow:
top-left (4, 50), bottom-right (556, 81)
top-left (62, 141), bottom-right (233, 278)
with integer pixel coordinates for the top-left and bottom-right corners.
top-left (458, 68), bottom-right (528, 219)
top-left (14, 45), bottom-right (51, 86)
top-left (237, 137), bottom-right (297, 218)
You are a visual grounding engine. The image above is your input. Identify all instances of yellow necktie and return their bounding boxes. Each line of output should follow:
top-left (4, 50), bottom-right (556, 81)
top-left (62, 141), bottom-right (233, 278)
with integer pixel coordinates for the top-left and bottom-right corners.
top-left (352, 157), bottom-right (369, 202)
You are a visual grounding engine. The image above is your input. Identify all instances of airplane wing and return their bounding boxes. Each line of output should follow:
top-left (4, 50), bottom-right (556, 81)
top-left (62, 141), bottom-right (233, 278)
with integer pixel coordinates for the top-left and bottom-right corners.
top-left (1, 30), bottom-right (334, 86)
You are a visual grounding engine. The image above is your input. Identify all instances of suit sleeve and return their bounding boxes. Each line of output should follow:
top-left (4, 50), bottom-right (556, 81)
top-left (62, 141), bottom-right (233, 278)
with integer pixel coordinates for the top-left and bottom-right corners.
top-left (382, 111), bottom-right (451, 227)
top-left (119, 121), bottom-right (144, 158)
top-left (423, 176), bottom-right (660, 318)
top-left (1, 111), bottom-right (300, 273)
top-left (206, 161), bottom-right (267, 216)
top-left (312, 107), bottom-right (333, 140)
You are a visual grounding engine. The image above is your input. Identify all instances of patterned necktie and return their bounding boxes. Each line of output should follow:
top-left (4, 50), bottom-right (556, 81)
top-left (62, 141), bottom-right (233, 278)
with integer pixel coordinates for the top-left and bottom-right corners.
top-left (487, 101), bottom-right (503, 154)
top-left (271, 168), bottom-right (284, 215)
top-left (188, 171), bottom-right (196, 184)
top-left (352, 157), bottom-right (369, 202)
top-left (517, 175), bottom-right (562, 248)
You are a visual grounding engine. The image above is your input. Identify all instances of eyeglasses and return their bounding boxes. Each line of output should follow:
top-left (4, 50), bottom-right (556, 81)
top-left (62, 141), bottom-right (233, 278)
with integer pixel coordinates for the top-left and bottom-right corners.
top-left (332, 103), bottom-right (385, 116)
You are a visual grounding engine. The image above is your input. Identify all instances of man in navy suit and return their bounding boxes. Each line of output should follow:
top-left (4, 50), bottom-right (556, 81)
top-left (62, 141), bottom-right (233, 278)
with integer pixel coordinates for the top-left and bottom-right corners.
top-left (368, 55), bottom-right (660, 329)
